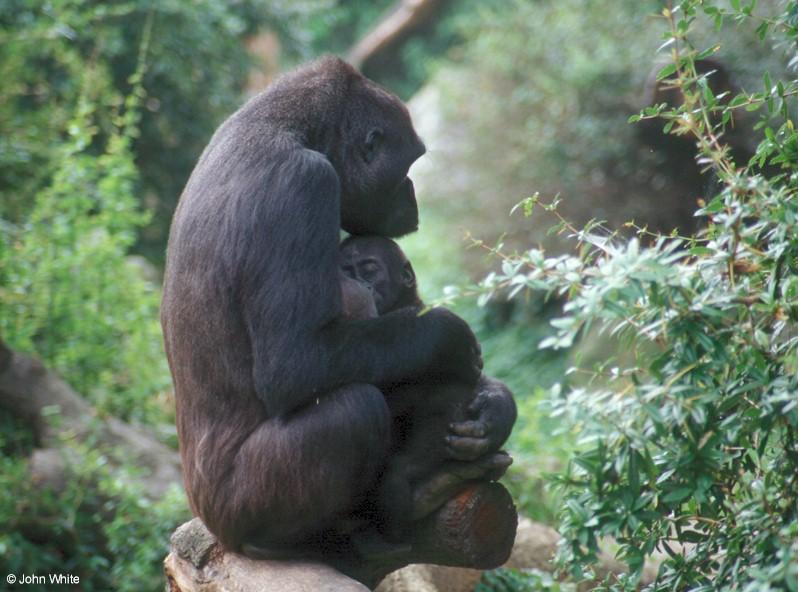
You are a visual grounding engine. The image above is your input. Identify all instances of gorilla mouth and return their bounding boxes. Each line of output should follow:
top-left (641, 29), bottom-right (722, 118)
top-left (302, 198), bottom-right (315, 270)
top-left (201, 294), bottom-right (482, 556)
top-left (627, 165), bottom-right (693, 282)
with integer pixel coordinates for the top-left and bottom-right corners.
top-left (390, 177), bottom-right (418, 235)
top-left (396, 177), bottom-right (415, 200)
top-left (342, 177), bottom-right (419, 237)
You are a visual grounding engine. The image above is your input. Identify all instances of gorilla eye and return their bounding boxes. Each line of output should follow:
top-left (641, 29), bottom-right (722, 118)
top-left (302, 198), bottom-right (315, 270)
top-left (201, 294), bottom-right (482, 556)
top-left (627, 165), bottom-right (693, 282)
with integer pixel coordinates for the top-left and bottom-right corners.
top-left (363, 128), bottom-right (383, 164)
top-left (359, 261), bottom-right (380, 279)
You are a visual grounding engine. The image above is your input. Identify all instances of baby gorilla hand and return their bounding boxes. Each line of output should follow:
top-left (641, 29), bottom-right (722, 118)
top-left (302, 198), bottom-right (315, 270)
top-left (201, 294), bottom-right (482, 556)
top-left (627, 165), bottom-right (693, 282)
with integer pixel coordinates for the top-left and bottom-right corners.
top-left (427, 307), bottom-right (482, 384)
top-left (446, 377), bottom-right (517, 462)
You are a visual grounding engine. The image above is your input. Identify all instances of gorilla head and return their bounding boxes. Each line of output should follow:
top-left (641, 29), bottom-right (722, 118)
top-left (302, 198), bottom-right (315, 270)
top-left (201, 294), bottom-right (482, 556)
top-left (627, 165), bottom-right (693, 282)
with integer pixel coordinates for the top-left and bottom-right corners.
top-left (335, 77), bottom-right (425, 238)
top-left (256, 57), bottom-right (426, 238)
top-left (340, 235), bottom-right (420, 314)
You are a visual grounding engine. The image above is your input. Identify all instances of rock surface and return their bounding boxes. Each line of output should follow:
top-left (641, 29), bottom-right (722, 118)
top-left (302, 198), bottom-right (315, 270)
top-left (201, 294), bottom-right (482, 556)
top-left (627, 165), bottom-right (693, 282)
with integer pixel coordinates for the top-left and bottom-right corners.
top-left (376, 516), bottom-right (558, 592)
top-left (165, 513), bottom-right (657, 592)
top-left (164, 519), bottom-right (368, 592)
top-left (164, 482), bottom-right (517, 590)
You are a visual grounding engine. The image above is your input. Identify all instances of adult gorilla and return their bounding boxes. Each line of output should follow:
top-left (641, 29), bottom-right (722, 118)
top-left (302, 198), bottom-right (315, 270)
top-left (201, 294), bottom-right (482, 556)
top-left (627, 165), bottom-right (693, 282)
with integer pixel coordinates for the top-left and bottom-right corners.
top-left (160, 56), bottom-right (481, 554)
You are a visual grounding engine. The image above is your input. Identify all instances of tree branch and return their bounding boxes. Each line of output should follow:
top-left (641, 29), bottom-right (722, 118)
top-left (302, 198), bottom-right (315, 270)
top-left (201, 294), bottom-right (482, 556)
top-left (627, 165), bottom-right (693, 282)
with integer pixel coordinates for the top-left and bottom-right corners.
top-left (347, 0), bottom-right (447, 71)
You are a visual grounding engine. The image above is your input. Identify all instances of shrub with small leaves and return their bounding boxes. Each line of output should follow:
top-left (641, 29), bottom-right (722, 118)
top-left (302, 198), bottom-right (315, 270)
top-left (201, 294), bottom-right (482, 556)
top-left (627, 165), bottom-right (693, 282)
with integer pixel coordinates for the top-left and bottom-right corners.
top-left (0, 21), bottom-right (190, 591)
top-left (477, 568), bottom-right (577, 592)
top-left (467, 1), bottom-right (798, 589)
top-left (0, 19), bottom-right (168, 423)
top-left (0, 431), bottom-right (190, 592)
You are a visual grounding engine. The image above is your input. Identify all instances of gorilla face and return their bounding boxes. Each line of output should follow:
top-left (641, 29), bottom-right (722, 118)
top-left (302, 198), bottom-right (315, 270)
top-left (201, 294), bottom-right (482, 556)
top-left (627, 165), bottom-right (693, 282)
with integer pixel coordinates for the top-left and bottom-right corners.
top-left (339, 271), bottom-right (378, 320)
top-left (365, 177), bottom-right (419, 238)
top-left (340, 236), bottom-right (417, 315)
top-left (336, 78), bottom-right (425, 238)
top-left (340, 247), bottom-right (392, 313)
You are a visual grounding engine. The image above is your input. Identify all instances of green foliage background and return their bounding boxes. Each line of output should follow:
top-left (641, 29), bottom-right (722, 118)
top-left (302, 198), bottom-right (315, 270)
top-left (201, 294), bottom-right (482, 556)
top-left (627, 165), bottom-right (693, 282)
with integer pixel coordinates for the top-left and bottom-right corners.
top-left (2, 0), bottom-right (798, 590)
top-left (464, 2), bottom-right (798, 590)
top-left (0, 1), bottom-right (315, 587)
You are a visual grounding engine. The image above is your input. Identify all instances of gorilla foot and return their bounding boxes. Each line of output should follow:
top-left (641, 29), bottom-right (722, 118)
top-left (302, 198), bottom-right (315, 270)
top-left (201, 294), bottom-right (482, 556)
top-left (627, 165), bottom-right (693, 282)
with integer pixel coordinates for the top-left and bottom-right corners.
top-left (241, 527), bottom-right (352, 563)
top-left (410, 451), bottom-right (512, 521)
top-left (352, 529), bottom-right (412, 561)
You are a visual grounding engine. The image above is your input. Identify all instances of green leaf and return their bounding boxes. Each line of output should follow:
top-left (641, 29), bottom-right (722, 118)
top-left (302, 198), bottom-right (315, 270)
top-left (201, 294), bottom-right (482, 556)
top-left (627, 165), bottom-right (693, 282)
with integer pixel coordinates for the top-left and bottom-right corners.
top-left (679, 530), bottom-right (706, 543)
top-left (729, 94), bottom-right (749, 107)
top-left (662, 487), bottom-right (693, 504)
top-left (656, 63), bottom-right (678, 81)
top-left (689, 246), bottom-right (714, 256)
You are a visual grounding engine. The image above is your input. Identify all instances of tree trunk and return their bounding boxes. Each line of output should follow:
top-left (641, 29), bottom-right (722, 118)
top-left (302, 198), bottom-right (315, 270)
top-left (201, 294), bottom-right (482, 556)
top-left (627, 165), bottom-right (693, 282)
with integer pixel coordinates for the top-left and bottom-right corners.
top-left (347, 0), bottom-right (447, 71)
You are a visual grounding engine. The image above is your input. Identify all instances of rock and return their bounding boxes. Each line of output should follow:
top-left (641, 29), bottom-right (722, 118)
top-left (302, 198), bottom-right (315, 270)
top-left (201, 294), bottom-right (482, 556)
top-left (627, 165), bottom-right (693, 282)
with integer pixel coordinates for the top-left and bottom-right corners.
top-left (164, 519), bottom-right (368, 592)
top-left (376, 516), bottom-right (552, 592)
top-left (377, 516), bottom-right (661, 592)
top-left (170, 519), bottom-right (217, 568)
top-left (165, 553), bottom-right (369, 592)
top-left (165, 479), bottom-right (520, 591)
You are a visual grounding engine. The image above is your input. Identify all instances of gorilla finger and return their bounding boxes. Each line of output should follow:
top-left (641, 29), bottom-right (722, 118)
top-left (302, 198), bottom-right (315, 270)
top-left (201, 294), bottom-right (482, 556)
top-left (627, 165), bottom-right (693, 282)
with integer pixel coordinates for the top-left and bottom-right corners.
top-left (484, 453), bottom-right (513, 480)
top-left (445, 445), bottom-right (485, 462)
top-left (484, 451), bottom-right (513, 470)
top-left (484, 464), bottom-right (511, 481)
top-left (448, 421), bottom-right (487, 438)
top-left (445, 436), bottom-right (491, 461)
top-left (467, 397), bottom-right (486, 417)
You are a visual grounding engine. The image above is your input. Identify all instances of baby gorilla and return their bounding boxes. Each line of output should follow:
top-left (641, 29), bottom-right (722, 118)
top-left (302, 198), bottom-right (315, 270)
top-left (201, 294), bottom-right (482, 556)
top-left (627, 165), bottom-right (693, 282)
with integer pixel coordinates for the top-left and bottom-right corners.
top-left (339, 235), bottom-right (517, 538)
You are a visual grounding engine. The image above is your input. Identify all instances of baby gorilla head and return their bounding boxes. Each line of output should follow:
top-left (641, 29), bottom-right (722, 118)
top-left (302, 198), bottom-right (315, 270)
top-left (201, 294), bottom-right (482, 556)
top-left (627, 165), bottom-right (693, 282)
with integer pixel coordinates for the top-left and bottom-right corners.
top-left (339, 235), bottom-right (421, 315)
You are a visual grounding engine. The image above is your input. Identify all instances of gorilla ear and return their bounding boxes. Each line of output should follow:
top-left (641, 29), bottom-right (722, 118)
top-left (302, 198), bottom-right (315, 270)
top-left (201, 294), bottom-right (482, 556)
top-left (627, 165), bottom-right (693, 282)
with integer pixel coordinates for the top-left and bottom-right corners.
top-left (363, 128), bottom-right (383, 164)
top-left (401, 261), bottom-right (416, 289)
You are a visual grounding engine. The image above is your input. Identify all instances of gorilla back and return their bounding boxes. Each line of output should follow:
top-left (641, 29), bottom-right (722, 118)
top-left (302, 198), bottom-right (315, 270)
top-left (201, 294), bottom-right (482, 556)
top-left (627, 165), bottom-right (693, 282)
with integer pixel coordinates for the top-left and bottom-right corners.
top-left (160, 57), bottom-right (482, 551)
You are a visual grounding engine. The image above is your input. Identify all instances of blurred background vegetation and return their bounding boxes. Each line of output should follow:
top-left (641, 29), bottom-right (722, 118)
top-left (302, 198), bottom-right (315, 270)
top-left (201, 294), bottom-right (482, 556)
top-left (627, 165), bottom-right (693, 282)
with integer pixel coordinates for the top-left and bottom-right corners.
top-left (2, 1), bottom-right (797, 590)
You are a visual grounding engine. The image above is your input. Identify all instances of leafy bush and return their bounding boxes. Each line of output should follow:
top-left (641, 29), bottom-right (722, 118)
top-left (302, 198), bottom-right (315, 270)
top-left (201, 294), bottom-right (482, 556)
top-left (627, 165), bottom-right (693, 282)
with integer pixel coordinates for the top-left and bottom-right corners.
top-left (0, 434), bottom-right (190, 592)
top-left (0, 39), bottom-right (190, 587)
top-left (468, 2), bottom-right (798, 589)
top-left (0, 0), bottom-right (333, 263)
top-left (0, 25), bottom-right (170, 423)
top-left (0, 11), bottom-right (195, 589)
top-left (477, 568), bottom-right (576, 592)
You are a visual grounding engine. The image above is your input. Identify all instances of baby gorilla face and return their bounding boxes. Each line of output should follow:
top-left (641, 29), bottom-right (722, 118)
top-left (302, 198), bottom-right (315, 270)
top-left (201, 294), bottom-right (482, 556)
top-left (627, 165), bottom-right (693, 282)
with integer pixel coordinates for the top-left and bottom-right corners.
top-left (340, 242), bottom-right (394, 314)
top-left (339, 236), bottom-right (417, 315)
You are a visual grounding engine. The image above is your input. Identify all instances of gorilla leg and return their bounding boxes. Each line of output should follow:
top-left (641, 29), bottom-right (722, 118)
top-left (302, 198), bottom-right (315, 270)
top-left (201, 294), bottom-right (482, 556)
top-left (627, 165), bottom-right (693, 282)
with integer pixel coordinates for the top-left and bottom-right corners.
top-left (209, 384), bottom-right (390, 552)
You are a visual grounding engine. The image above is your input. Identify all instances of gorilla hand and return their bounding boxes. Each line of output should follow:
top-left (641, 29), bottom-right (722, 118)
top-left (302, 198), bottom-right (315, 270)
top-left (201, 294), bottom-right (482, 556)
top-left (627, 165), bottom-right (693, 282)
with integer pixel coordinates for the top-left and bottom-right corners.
top-left (445, 377), bottom-right (517, 462)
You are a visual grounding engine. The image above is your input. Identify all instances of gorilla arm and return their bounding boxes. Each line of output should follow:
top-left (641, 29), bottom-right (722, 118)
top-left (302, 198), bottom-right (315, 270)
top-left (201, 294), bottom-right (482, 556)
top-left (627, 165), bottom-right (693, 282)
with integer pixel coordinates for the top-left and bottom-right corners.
top-left (241, 148), bottom-right (481, 418)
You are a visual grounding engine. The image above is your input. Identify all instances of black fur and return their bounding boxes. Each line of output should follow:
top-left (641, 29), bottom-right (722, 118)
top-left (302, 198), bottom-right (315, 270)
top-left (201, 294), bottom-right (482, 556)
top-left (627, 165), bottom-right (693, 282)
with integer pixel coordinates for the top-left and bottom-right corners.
top-left (161, 57), bottom-right (481, 551)
top-left (339, 236), bottom-right (517, 538)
